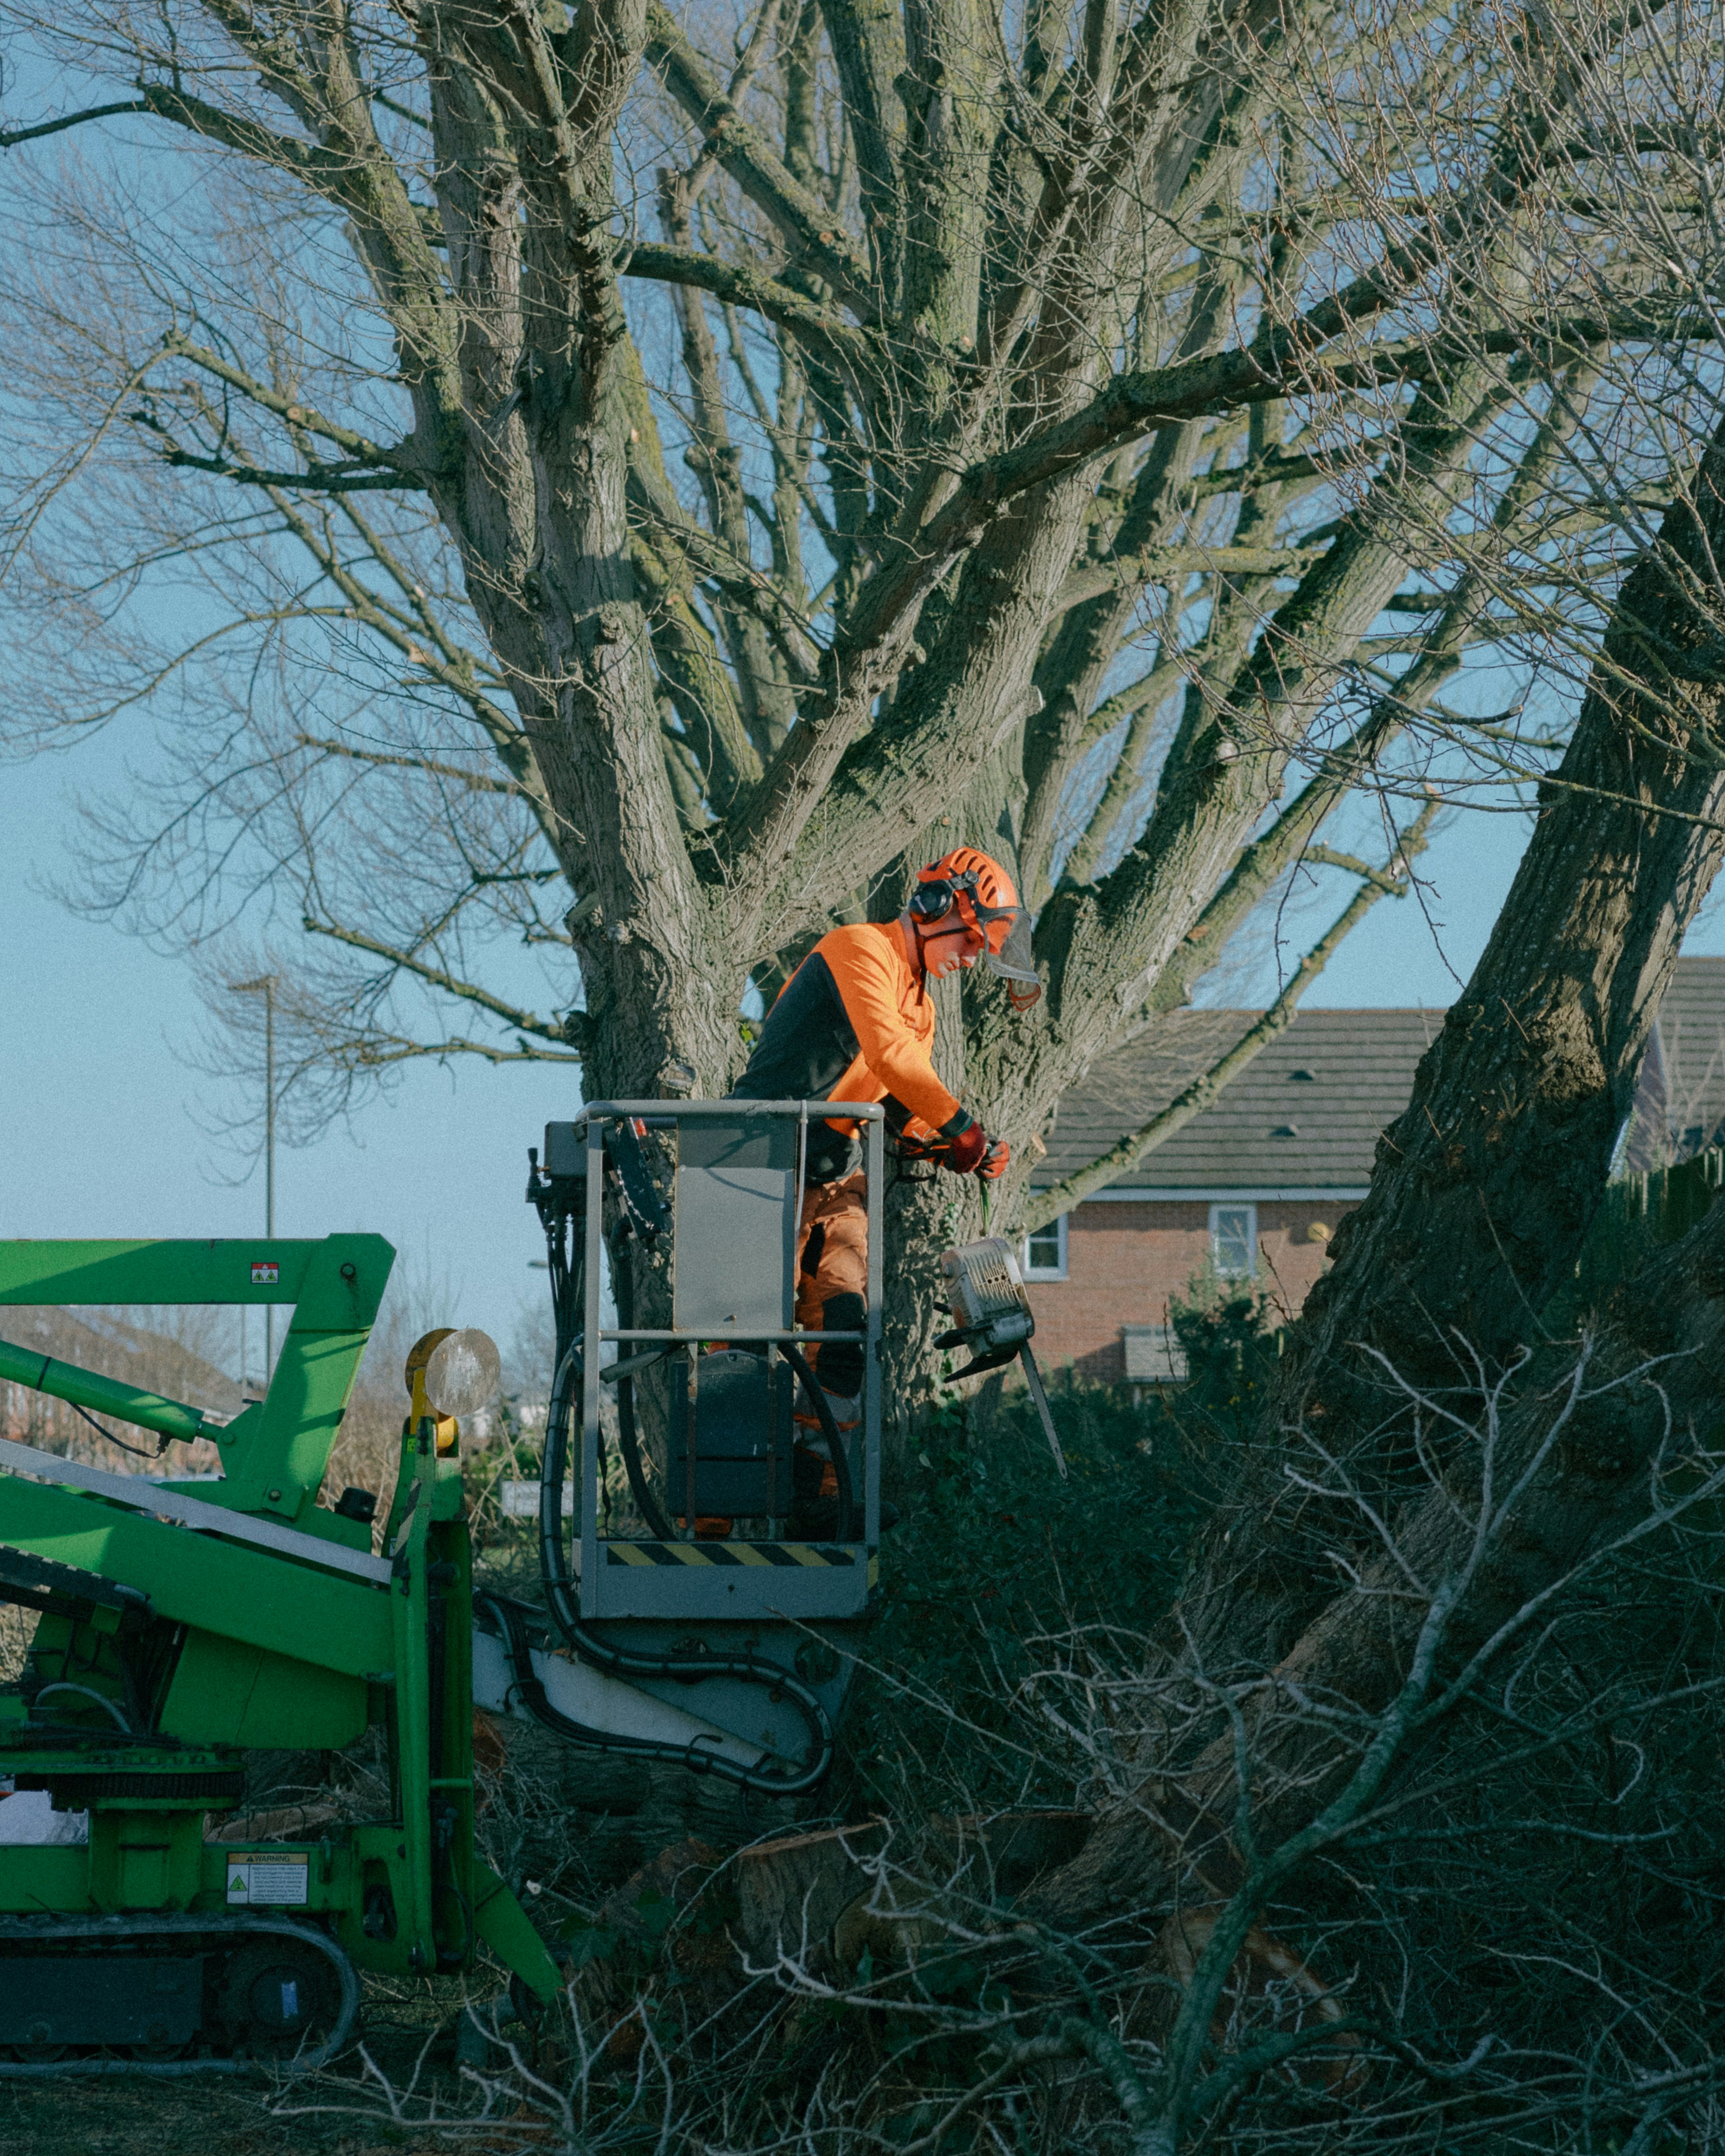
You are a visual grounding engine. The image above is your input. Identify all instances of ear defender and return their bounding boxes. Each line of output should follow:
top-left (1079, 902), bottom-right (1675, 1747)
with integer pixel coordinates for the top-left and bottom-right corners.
top-left (909, 877), bottom-right (958, 920)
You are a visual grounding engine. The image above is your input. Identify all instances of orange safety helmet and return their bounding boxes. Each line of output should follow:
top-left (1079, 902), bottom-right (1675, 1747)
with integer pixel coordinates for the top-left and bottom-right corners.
top-left (909, 847), bottom-right (1042, 1009)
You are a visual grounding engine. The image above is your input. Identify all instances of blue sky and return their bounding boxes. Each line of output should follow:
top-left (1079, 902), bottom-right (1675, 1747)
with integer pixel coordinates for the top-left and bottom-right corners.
top-left (0, 741), bottom-right (578, 1359)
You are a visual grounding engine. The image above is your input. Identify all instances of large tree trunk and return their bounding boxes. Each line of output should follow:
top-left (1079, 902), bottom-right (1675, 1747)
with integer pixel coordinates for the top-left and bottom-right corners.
top-left (1193, 410), bottom-right (1725, 1668)
top-left (1029, 1166), bottom-right (1725, 1930)
top-left (1028, 409), bottom-right (1725, 1927)
top-left (417, 15), bottom-right (745, 1109)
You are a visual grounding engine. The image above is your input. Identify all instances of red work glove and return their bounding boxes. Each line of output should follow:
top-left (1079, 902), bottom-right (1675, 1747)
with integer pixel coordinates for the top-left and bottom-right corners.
top-left (939, 1113), bottom-right (1005, 1177)
top-left (979, 1138), bottom-right (1011, 1180)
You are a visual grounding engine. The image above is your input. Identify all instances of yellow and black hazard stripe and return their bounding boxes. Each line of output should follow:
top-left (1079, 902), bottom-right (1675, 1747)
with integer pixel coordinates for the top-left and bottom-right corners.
top-left (603, 1540), bottom-right (856, 1569)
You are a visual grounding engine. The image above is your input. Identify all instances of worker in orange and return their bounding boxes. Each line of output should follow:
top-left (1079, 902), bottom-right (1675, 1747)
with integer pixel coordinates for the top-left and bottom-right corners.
top-left (731, 849), bottom-right (1041, 1530)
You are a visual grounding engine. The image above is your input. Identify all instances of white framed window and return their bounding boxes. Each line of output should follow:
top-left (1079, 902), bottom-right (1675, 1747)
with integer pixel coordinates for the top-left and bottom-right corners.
top-left (1209, 1202), bottom-right (1258, 1279)
top-left (1021, 1214), bottom-right (1069, 1280)
top-left (1122, 1325), bottom-right (1189, 1384)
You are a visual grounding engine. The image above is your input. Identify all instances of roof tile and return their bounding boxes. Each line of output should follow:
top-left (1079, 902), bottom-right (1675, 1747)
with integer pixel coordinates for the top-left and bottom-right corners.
top-left (1032, 958), bottom-right (1725, 1196)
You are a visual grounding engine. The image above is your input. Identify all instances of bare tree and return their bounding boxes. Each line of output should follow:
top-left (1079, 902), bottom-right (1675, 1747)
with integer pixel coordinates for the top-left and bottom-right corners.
top-left (2, 8), bottom-right (1720, 2132)
top-left (0, 0), bottom-right (1723, 1379)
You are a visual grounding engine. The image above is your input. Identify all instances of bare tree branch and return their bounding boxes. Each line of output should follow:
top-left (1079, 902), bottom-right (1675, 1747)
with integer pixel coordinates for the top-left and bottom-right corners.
top-left (1021, 800), bottom-right (1438, 1231)
top-left (300, 911), bottom-right (588, 1053)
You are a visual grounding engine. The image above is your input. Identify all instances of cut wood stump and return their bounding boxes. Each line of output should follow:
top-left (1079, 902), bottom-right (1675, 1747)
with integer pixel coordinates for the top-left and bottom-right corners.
top-left (734, 1819), bottom-right (887, 1971)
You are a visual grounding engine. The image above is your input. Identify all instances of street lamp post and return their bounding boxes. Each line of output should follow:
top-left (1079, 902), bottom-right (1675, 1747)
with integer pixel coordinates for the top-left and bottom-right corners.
top-left (231, 975), bottom-right (278, 1385)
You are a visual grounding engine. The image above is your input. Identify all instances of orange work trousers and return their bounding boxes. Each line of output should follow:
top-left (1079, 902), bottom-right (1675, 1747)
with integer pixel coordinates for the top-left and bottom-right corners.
top-left (795, 1172), bottom-right (868, 1343)
top-left (793, 1172), bottom-right (867, 1497)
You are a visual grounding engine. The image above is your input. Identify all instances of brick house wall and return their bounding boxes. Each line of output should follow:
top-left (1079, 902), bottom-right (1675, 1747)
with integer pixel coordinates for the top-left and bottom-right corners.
top-left (1019, 1004), bottom-right (1453, 1384)
top-left (1023, 1196), bottom-right (1362, 1382)
top-left (1018, 966), bottom-right (1725, 1387)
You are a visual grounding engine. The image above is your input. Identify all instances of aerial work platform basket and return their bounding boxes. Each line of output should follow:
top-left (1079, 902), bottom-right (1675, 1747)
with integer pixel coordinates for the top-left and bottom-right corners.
top-left (565, 1099), bottom-right (885, 1625)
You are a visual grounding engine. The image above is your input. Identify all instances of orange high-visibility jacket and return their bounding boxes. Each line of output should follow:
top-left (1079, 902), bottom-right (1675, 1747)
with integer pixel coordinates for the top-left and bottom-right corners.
top-left (732, 921), bottom-right (961, 1176)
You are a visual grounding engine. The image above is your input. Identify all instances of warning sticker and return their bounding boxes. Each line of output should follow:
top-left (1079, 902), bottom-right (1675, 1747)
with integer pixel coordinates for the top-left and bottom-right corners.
top-left (226, 1852), bottom-right (310, 1905)
top-left (250, 1261), bottom-right (279, 1285)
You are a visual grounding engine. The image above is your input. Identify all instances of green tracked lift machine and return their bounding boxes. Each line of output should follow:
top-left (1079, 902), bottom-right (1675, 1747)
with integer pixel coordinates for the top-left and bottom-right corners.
top-left (0, 1232), bottom-right (559, 2071)
top-left (0, 1097), bottom-right (1055, 2070)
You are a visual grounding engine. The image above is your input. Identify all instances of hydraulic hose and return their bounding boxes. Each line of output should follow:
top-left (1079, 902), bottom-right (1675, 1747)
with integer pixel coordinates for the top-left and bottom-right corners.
top-left (31, 1682), bottom-right (132, 1734)
top-left (781, 1344), bottom-right (858, 1539)
top-left (515, 1471), bottom-right (836, 1794)
top-left (607, 1246), bottom-right (674, 1541)
top-left (479, 1589), bottom-right (832, 1795)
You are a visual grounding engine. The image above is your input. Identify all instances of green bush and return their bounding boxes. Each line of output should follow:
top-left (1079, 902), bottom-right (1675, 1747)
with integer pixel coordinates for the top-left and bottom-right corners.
top-left (847, 1373), bottom-right (1212, 1816)
top-left (1159, 1271), bottom-right (1283, 1450)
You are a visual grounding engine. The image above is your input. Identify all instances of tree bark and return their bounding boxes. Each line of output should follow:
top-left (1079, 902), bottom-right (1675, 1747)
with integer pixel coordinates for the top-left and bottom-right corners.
top-left (1179, 409), bottom-right (1725, 1673)
top-left (1023, 413), bottom-right (1725, 1929)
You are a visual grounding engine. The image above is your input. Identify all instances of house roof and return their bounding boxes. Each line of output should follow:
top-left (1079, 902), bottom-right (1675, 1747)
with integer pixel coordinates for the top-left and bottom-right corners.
top-left (1032, 955), bottom-right (1725, 1201)
top-left (1032, 1007), bottom-right (1443, 1196)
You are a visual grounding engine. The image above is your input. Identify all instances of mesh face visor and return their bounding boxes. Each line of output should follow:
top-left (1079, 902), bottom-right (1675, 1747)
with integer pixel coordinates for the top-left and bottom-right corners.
top-left (968, 899), bottom-right (1042, 1006)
